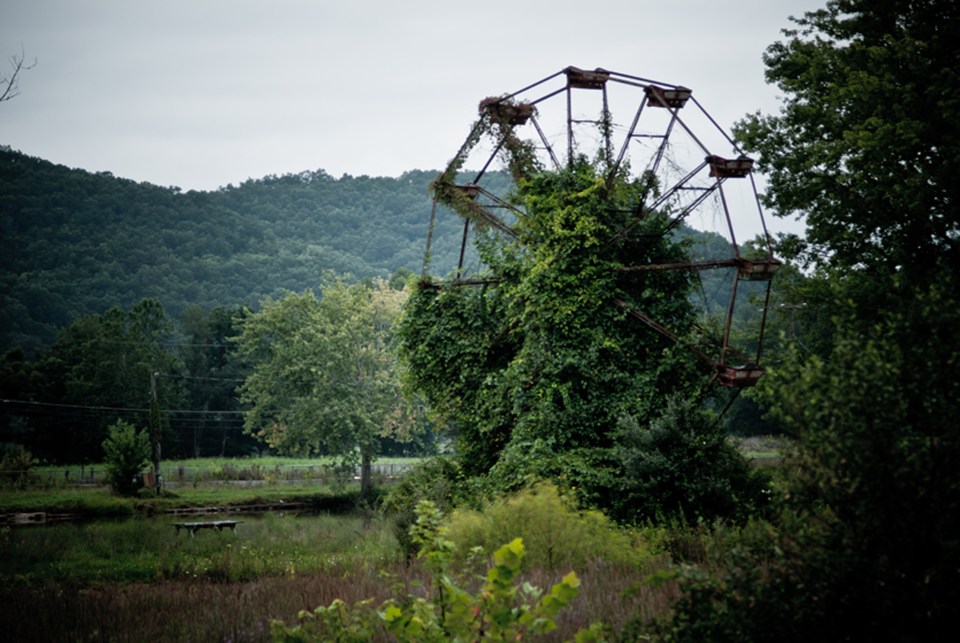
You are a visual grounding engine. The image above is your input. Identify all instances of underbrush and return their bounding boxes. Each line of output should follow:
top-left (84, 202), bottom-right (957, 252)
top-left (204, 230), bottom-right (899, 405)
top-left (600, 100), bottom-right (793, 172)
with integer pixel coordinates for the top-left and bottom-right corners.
top-left (1, 476), bottom-right (751, 640)
top-left (443, 481), bottom-right (655, 571)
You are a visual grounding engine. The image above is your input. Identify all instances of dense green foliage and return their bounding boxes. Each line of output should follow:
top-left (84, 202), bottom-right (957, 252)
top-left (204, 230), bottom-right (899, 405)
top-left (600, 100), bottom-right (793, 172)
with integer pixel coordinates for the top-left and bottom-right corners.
top-left (0, 148), bottom-right (470, 354)
top-left (0, 446), bottom-right (33, 489)
top-left (272, 500), bottom-right (602, 642)
top-left (660, 1), bottom-right (960, 640)
top-left (101, 419), bottom-right (150, 495)
top-left (442, 482), bottom-right (650, 571)
top-left (611, 398), bottom-right (768, 524)
top-left (0, 144), bottom-right (766, 466)
top-left (0, 298), bottom-right (263, 463)
top-left (234, 278), bottom-right (414, 495)
top-left (400, 157), bottom-right (761, 522)
top-left (24, 298), bottom-right (185, 462)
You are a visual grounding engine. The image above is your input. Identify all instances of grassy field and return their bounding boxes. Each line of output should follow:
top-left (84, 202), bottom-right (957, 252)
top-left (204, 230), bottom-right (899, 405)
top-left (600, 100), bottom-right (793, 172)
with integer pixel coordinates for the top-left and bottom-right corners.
top-left (1, 511), bottom-right (397, 584)
top-left (0, 509), bottom-right (675, 641)
top-left (28, 455), bottom-right (421, 487)
top-left (0, 451), bottom-right (782, 640)
top-left (0, 487), bottom-right (679, 641)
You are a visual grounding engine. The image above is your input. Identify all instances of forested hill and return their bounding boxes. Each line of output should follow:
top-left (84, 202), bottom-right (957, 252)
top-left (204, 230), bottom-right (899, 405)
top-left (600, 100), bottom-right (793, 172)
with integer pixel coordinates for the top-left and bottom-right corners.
top-left (0, 147), bottom-right (471, 353)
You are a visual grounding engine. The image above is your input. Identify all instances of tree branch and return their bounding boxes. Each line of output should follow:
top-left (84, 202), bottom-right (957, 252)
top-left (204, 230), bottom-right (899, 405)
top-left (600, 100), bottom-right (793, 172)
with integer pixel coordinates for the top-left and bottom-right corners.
top-left (1, 46), bottom-right (37, 103)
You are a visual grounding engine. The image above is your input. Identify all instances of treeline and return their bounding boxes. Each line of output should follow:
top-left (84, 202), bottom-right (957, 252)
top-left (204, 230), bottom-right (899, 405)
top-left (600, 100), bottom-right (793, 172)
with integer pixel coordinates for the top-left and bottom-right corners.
top-left (0, 285), bottom-right (431, 464)
top-left (0, 148), bottom-right (477, 354)
top-left (0, 147), bottom-right (744, 356)
top-left (1, 298), bottom-right (256, 463)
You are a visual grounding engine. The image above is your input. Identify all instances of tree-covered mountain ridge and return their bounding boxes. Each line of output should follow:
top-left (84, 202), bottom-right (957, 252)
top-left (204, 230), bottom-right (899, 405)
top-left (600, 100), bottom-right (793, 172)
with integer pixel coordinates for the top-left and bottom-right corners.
top-left (0, 146), bottom-right (473, 353)
top-left (0, 146), bottom-right (737, 355)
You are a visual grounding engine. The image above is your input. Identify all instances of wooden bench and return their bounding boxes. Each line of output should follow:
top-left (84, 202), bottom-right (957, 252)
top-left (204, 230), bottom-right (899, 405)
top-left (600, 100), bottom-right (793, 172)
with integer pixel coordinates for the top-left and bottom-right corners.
top-left (174, 520), bottom-right (241, 537)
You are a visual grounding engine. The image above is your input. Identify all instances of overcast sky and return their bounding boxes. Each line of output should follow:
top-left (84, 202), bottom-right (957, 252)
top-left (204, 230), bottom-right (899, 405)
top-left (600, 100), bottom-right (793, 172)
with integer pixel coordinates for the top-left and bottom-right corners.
top-left (2, 1), bottom-right (819, 234)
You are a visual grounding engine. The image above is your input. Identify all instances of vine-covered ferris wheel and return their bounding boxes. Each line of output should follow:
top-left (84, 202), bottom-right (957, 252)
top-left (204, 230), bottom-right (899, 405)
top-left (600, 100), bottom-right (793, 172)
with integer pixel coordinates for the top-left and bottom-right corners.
top-left (421, 66), bottom-right (779, 387)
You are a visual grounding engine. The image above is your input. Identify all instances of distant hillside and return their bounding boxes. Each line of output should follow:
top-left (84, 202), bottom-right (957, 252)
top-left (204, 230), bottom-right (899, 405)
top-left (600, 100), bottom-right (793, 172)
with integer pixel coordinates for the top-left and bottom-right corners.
top-left (0, 147), bottom-right (472, 352)
top-left (0, 147), bottom-right (747, 355)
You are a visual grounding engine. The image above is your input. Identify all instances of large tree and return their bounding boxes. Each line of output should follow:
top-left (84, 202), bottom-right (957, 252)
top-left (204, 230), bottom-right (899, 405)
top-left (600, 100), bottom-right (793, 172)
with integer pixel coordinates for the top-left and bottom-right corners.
top-left (736, 0), bottom-right (959, 291)
top-left (235, 277), bottom-right (409, 496)
top-left (665, 2), bottom-right (960, 639)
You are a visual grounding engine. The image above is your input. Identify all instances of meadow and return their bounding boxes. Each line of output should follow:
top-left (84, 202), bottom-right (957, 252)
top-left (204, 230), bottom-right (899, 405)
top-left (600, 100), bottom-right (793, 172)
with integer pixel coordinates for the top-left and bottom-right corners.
top-left (0, 500), bottom-right (677, 641)
top-left (0, 448), bottom-right (787, 641)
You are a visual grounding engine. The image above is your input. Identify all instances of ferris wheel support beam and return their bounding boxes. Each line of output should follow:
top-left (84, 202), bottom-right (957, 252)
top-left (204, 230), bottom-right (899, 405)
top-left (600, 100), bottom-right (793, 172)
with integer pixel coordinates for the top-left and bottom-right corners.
top-left (716, 180), bottom-right (741, 258)
top-left (721, 264), bottom-right (742, 364)
top-left (425, 66), bottom-right (779, 388)
top-left (755, 279), bottom-right (774, 364)
top-left (501, 69), bottom-right (567, 103)
top-left (605, 159), bottom-right (714, 247)
top-left (611, 97), bottom-right (649, 176)
top-left (530, 114), bottom-right (563, 171)
top-left (749, 172), bottom-right (777, 255)
top-left (614, 298), bottom-right (716, 366)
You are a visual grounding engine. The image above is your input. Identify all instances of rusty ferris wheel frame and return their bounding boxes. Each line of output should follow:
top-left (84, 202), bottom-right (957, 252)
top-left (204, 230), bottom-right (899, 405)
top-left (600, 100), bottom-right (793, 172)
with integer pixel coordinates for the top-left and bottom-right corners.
top-left (420, 66), bottom-right (781, 388)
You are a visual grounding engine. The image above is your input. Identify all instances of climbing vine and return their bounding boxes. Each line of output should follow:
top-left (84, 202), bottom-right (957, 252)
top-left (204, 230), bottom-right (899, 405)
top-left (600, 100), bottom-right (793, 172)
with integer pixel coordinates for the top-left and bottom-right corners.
top-left (401, 150), bottom-right (708, 505)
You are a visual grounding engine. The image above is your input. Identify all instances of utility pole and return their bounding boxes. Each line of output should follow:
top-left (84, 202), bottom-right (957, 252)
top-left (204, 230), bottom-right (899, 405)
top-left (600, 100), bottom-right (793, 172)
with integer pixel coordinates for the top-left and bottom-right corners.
top-left (150, 371), bottom-right (162, 496)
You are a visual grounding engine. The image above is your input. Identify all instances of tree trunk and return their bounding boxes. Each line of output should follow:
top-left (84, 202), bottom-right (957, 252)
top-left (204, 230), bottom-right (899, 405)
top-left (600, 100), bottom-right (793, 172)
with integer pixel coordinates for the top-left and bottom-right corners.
top-left (360, 448), bottom-right (372, 498)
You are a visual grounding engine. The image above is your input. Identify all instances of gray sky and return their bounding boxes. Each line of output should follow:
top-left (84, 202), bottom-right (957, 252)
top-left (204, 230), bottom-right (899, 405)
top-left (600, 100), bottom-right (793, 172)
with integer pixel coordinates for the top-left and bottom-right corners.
top-left (2, 0), bottom-right (817, 235)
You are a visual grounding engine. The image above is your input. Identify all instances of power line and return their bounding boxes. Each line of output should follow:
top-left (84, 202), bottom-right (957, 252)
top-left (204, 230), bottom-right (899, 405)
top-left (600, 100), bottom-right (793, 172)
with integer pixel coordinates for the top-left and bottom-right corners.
top-left (0, 398), bottom-right (245, 415)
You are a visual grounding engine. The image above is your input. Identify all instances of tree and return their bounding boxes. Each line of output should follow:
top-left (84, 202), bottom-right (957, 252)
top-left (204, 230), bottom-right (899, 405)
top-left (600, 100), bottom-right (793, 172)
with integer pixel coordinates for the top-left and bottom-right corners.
top-left (235, 277), bottom-right (409, 496)
top-left (177, 305), bottom-right (255, 457)
top-left (663, 1), bottom-right (960, 639)
top-left (612, 398), bottom-right (768, 524)
top-left (735, 0), bottom-right (960, 294)
top-left (102, 419), bottom-right (150, 496)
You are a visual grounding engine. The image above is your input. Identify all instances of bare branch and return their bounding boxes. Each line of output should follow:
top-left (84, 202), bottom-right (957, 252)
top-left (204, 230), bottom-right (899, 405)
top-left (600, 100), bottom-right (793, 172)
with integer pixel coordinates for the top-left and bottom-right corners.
top-left (1, 45), bottom-right (37, 103)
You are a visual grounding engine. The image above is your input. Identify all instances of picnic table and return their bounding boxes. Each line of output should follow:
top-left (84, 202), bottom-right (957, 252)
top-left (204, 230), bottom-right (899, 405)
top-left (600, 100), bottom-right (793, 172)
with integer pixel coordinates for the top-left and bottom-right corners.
top-left (173, 520), bottom-right (241, 537)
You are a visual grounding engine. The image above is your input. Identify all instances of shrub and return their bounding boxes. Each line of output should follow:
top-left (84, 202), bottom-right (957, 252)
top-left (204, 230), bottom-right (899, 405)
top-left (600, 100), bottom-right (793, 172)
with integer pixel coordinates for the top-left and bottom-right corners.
top-left (381, 456), bottom-right (463, 558)
top-left (443, 481), bottom-right (650, 570)
top-left (0, 447), bottom-right (34, 489)
top-left (102, 419), bottom-right (151, 496)
top-left (272, 500), bottom-right (604, 642)
top-left (611, 397), bottom-right (769, 524)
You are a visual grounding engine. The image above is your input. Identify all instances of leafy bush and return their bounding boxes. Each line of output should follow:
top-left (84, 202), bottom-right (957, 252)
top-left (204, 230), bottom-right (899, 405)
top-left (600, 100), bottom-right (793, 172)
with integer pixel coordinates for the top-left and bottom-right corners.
top-left (0, 447), bottom-right (34, 489)
top-left (101, 420), bottom-right (151, 495)
top-left (381, 456), bottom-right (464, 557)
top-left (443, 481), bottom-right (650, 571)
top-left (611, 397), bottom-right (769, 524)
top-left (272, 500), bottom-right (604, 642)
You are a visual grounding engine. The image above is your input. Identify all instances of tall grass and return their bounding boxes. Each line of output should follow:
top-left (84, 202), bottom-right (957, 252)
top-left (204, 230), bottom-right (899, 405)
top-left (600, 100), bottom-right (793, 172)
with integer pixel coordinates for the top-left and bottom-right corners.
top-left (0, 486), bottom-right (136, 517)
top-left (0, 556), bottom-right (675, 641)
top-left (0, 506), bottom-right (680, 641)
top-left (0, 511), bottom-right (399, 584)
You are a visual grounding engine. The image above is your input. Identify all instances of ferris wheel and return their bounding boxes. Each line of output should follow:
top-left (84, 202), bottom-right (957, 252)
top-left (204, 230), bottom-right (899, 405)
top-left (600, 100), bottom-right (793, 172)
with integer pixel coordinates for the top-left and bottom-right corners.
top-left (421, 66), bottom-right (780, 387)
